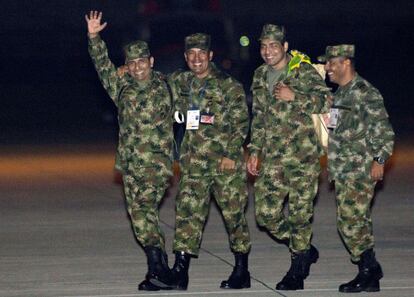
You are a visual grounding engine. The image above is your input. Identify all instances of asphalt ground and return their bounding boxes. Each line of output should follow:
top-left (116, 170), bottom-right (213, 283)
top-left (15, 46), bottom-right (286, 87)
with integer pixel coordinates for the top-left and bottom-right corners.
top-left (0, 140), bottom-right (413, 297)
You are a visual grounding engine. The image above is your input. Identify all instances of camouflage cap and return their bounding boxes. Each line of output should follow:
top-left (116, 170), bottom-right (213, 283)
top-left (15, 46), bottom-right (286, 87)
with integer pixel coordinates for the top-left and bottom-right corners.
top-left (124, 40), bottom-right (150, 61)
top-left (318, 44), bottom-right (355, 62)
top-left (185, 33), bottom-right (211, 51)
top-left (259, 24), bottom-right (285, 43)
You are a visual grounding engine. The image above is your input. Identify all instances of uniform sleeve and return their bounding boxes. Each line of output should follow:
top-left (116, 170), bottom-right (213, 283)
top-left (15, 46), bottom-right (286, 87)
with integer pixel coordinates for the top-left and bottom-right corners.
top-left (363, 89), bottom-right (395, 160)
top-left (222, 79), bottom-right (249, 161)
top-left (88, 35), bottom-right (126, 106)
top-left (157, 74), bottom-right (173, 123)
top-left (157, 81), bottom-right (174, 163)
top-left (167, 71), bottom-right (185, 160)
top-left (167, 71), bottom-right (184, 114)
top-left (247, 71), bottom-right (267, 158)
top-left (289, 64), bottom-right (331, 114)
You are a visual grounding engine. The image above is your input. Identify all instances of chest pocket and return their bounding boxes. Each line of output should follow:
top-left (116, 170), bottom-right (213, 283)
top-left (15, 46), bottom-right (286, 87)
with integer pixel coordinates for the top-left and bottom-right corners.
top-left (334, 105), bottom-right (357, 139)
top-left (204, 84), bottom-right (226, 128)
top-left (204, 89), bottom-right (223, 111)
top-left (177, 90), bottom-right (191, 111)
top-left (120, 86), bottom-right (164, 124)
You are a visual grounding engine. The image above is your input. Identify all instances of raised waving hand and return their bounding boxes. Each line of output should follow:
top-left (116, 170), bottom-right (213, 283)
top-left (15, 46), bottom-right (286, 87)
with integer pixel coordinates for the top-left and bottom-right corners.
top-left (85, 11), bottom-right (107, 38)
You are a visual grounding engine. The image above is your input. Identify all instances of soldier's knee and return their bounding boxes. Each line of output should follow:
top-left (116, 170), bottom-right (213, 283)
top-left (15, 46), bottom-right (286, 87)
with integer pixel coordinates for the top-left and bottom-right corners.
top-left (255, 212), bottom-right (269, 229)
top-left (223, 212), bottom-right (246, 226)
top-left (289, 214), bottom-right (311, 227)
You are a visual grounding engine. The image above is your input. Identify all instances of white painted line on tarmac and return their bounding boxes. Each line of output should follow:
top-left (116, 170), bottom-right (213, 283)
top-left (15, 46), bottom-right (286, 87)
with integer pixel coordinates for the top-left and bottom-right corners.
top-left (376, 286), bottom-right (414, 290)
top-left (301, 286), bottom-right (414, 292)
top-left (59, 290), bottom-right (275, 297)
top-left (370, 286), bottom-right (414, 291)
top-left (59, 286), bottom-right (414, 297)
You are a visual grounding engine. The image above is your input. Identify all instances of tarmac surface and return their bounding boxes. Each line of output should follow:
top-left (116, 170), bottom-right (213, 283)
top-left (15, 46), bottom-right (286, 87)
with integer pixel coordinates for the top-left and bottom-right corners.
top-left (0, 141), bottom-right (413, 297)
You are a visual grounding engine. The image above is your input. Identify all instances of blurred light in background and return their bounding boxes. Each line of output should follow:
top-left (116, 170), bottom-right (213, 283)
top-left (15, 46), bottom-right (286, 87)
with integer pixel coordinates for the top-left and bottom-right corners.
top-left (239, 35), bottom-right (250, 47)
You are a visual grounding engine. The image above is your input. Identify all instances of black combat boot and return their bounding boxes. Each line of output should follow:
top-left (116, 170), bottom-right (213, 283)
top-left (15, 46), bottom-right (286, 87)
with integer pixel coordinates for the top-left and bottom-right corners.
top-left (138, 247), bottom-right (173, 291)
top-left (220, 252), bottom-right (251, 289)
top-left (339, 249), bottom-right (383, 293)
top-left (138, 279), bottom-right (161, 291)
top-left (276, 245), bottom-right (318, 290)
top-left (303, 245), bottom-right (319, 278)
top-left (276, 252), bottom-right (305, 290)
top-left (170, 251), bottom-right (191, 290)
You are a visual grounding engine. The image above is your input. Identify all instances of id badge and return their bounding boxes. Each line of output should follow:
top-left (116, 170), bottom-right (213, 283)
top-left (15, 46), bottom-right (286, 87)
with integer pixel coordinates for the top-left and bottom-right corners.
top-left (328, 108), bottom-right (339, 129)
top-left (200, 112), bottom-right (215, 125)
top-left (186, 109), bottom-right (200, 130)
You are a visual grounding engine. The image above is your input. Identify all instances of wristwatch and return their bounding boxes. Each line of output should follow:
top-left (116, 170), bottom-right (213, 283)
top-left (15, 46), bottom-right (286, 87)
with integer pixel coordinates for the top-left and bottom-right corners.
top-left (373, 156), bottom-right (386, 165)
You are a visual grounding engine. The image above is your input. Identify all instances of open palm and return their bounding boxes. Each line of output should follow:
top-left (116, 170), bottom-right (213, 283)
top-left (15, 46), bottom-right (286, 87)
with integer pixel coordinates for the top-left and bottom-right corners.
top-left (85, 11), bottom-right (107, 36)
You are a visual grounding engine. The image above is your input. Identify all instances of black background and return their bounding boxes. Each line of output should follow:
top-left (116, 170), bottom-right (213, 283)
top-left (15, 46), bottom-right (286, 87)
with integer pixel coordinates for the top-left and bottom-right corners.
top-left (1, 0), bottom-right (413, 145)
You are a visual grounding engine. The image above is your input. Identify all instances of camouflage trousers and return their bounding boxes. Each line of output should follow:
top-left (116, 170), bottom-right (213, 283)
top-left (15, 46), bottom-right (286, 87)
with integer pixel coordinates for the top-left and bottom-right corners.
top-left (173, 171), bottom-right (251, 256)
top-left (335, 178), bottom-right (376, 262)
top-left (123, 169), bottom-right (170, 251)
top-left (254, 162), bottom-right (319, 253)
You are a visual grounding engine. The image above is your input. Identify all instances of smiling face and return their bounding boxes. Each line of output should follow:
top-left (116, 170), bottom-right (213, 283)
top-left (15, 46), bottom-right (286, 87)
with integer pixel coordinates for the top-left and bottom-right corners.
top-left (324, 56), bottom-right (349, 86)
top-left (126, 57), bottom-right (154, 81)
top-left (184, 48), bottom-right (213, 79)
top-left (260, 38), bottom-right (289, 70)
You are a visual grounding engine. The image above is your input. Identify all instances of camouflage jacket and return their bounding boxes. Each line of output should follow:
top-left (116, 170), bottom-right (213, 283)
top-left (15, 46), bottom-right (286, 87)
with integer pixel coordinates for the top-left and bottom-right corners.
top-left (249, 56), bottom-right (331, 164)
top-left (168, 63), bottom-right (249, 176)
top-left (88, 36), bottom-right (173, 175)
top-left (328, 74), bottom-right (394, 180)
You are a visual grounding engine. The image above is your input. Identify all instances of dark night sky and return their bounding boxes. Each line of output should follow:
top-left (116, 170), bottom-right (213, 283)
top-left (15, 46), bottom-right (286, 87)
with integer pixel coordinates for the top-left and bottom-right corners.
top-left (1, 0), bottom-right (413, 144)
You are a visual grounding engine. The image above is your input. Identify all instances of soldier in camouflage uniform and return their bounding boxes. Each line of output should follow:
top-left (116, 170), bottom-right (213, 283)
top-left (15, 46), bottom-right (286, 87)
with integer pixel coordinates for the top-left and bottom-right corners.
top-left (167, 33), bottom-right (251, 290)
top-left (318, 44), bottom-right (394, 293)
top-left (86, 11), bottom-right (173, 291)
top-left (247, 24), bottom-right (331, 290)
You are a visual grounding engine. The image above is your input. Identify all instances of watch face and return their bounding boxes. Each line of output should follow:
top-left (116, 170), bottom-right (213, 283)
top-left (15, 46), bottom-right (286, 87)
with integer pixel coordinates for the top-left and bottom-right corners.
top-left (375, 157), bottom-right (385, 164)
